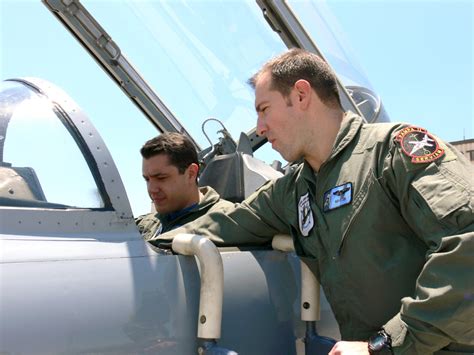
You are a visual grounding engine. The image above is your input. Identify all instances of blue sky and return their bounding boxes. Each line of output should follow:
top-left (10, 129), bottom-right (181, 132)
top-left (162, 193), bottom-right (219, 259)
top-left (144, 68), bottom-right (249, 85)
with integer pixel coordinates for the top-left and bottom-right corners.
top-left (1, 0), bottom-right (472, 144)
top-left (0, 0), bottom-right (472, 215)
top-left (327, 0), bottom-right (473, 142)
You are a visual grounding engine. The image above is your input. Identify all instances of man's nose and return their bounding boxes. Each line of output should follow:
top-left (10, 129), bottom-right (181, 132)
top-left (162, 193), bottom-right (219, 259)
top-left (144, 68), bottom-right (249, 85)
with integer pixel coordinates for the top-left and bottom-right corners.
top-left (148, 180), bottom-right (161, 193)
top-left (256, 116), bottom-right (267, 137)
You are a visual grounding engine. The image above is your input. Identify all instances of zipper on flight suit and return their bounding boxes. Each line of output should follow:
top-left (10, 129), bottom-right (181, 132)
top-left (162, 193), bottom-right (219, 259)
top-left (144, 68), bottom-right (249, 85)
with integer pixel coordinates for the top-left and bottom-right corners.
top-left (306, 170), bottom-right (335, 259)
top-left (337, 170), bottom-right (374, 256)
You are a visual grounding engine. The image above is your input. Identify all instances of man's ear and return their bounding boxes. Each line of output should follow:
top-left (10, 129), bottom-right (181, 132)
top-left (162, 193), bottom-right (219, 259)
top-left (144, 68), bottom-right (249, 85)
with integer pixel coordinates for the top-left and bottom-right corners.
top-left (187, 163), bottom-right (200, 181)
top-left (293, 79), bottom-right (311, 109)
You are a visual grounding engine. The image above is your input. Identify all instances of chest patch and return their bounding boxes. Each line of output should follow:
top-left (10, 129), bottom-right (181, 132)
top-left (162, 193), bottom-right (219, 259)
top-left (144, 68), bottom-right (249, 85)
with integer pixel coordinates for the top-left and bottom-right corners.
top-left (323, 182), bottom-right (353, 212)
top-left (298, 192), bottom-right (314, 237)
top-left (396, 126), bottom-right (444, 163)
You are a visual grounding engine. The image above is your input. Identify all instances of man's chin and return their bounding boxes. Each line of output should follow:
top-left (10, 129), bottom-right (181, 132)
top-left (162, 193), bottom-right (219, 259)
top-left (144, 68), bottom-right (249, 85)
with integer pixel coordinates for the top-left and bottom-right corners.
top-left (156, 209), bottom-right (166, 215)
top-left (277, 149), bottom-right (302, 164)
top-left (273, 146), bottom-right (290, 160)
top-left (154, 205), bottom-right (169, 214)
top-left (278, 152), bottom-right (295, 163)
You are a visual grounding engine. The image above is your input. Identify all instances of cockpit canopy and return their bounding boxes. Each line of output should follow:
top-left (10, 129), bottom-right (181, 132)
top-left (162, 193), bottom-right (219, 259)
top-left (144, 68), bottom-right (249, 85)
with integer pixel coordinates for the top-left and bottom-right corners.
top-left (0, 80), bottom-right (105, 209)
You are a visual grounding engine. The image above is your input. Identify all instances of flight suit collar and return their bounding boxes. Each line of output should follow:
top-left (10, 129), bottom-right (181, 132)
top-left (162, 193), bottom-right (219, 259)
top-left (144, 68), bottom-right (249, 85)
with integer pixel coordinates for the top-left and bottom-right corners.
top-left (327, 111), bottom-right (364, 162)
top-left (156, 186), bottom-right (221, 224)
top-left (297, 111), bottom-right (363, 188)
top-left (196, 186), bottom-right (221, 210)
top-left (298, 160), bottom-right (317, 192)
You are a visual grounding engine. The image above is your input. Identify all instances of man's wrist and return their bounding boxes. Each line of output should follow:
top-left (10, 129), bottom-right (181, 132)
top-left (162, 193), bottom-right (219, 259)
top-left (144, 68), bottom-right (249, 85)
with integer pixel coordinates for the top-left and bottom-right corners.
top-left (368, 329), bottom-right (393, 354)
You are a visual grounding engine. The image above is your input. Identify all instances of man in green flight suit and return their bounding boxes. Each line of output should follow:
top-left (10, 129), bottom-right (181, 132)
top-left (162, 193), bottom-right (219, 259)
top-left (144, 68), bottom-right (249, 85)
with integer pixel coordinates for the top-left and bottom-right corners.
top-left (149, 49), bottom-right (474, 354)
top-left (135, 132), bottom-right (233, 242)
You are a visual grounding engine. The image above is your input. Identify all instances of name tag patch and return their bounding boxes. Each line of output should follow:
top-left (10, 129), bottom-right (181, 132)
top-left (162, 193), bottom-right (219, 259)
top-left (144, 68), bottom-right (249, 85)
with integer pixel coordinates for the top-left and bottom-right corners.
top-left (323, 182), bottom-right (353, 212)
top-left (298, 192), bottom-right (314, 237)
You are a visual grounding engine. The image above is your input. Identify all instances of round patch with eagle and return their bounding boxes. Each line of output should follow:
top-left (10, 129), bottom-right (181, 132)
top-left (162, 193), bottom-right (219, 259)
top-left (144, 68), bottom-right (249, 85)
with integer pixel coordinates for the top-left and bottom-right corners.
top-left (395, 126), bottom-right (445, 163)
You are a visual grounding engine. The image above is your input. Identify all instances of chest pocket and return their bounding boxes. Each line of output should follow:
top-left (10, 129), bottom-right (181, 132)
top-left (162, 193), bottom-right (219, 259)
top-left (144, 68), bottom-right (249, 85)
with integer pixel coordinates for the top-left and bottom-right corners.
top-left (335, 169), bottom-right (415, 260)
top-left (338, 169), bottom-right (375, 249)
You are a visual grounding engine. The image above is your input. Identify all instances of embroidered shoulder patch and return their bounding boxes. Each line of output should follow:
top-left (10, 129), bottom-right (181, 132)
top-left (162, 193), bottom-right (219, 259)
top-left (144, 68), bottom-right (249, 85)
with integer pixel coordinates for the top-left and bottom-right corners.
top-left (395, 126), bottom-right (444, 164)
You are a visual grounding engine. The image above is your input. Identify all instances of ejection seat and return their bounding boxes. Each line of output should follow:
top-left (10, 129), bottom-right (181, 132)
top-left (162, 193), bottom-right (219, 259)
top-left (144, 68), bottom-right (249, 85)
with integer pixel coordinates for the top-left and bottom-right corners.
top-left (198, 132), bottom-right (283, 202)
top-left (0, 163), bottom-right (47, 206)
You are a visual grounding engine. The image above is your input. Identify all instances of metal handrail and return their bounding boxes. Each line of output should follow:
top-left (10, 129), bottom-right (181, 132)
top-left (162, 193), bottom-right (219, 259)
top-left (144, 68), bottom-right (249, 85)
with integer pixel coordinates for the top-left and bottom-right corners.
top-left (172, 234), bottom-right (224, 340)
top-left (272, 234), bottom-right (321, 321)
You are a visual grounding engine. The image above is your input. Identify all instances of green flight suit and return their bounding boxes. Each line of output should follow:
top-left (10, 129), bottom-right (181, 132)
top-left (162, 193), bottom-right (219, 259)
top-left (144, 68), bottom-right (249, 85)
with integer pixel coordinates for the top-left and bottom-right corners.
top-left (136, 186), bottom-right (233, 241)
top-left (150, 112), bottom-right (474, 354)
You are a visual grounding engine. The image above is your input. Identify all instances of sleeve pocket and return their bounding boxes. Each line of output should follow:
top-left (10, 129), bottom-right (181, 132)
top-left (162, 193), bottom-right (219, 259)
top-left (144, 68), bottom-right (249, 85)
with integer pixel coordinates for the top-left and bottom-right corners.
top-left (412, 168), bottom-right (470, 220)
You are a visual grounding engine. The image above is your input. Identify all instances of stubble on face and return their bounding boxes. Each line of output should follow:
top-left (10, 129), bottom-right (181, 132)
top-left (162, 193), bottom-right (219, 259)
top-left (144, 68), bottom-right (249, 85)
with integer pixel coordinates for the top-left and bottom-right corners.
top-left (142, 154), bottom-right (190, 215)
top-left (254, 73), bottom-right (292, 159)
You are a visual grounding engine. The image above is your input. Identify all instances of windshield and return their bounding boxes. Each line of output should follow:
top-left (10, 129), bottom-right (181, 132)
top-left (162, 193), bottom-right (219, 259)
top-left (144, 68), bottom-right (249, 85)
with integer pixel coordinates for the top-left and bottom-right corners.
top-left (81, 0), bottom-right (287, 159)
top-left (2, 0), bottom-right (380, 216)
top-left (287, 0), bottom-right (373, 89)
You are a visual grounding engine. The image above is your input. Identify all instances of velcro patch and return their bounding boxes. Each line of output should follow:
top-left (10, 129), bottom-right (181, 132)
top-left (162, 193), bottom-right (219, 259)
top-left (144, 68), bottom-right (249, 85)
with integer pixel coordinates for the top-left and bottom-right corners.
top-left (323, 182), bottom-right (353, 212)
top-left (395, 126), bottom-right (444, 164)
top-left (298, 192), bottom-right (314, 236)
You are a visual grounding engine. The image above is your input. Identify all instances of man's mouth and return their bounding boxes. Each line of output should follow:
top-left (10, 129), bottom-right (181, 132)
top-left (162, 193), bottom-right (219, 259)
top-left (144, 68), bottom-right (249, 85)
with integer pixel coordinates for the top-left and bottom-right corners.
top-left (152, 196), bottom-right (166, 205)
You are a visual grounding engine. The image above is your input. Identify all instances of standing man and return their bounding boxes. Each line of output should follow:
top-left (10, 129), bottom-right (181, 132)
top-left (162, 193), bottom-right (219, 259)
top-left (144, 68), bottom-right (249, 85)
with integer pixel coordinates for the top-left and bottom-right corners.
top-left (135, 132), bottom-right (233, 241)
top-left (150, 49), bottom-right (473, 354)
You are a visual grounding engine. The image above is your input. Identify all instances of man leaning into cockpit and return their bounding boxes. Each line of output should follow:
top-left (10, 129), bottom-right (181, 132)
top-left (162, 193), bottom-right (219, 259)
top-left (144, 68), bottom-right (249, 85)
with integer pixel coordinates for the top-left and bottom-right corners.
top-left (135, 132), bottom-right (232, 243)
top-left (148, 49), bottom-right (474, 354)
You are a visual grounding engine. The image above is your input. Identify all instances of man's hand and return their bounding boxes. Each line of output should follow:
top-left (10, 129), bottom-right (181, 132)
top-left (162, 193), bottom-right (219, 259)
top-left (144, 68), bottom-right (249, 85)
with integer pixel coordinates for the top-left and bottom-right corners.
top-left (329, 341), bottom-right (369, 355)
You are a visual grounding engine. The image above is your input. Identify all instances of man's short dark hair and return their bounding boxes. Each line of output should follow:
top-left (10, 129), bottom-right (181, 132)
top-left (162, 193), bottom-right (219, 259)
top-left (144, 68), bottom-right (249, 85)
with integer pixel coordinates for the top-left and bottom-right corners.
top-left (140, 132), bottom-right (198, 174)
top-left (248, 48), bottom-right (342, 109)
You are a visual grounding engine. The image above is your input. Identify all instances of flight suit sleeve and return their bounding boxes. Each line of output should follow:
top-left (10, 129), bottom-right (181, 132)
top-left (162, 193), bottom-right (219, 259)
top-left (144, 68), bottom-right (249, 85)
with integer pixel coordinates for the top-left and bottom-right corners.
top-left (382, 136), bottom-right (474, 354)
top-left (135, 213), bottom-right (162, 241)
top-left (147, 177), bottom-right (293, 247)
